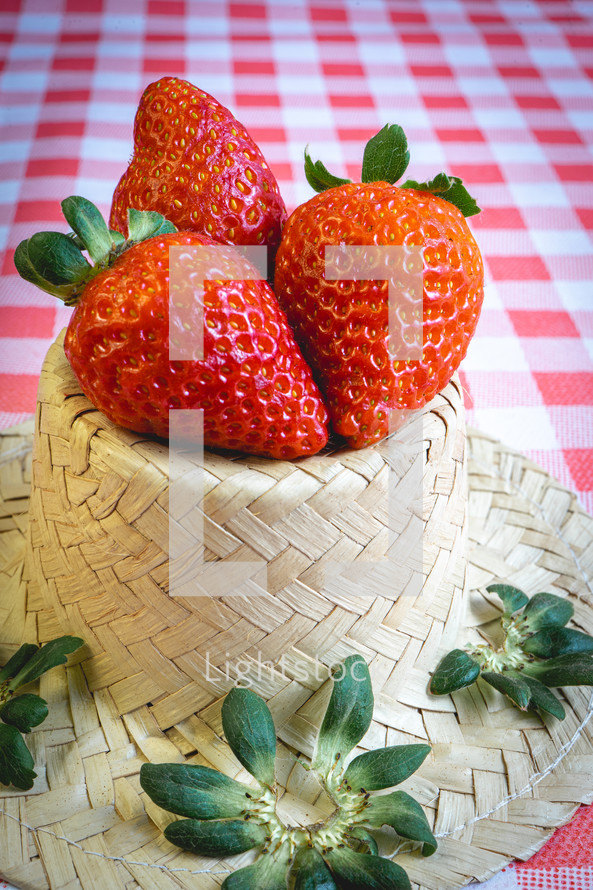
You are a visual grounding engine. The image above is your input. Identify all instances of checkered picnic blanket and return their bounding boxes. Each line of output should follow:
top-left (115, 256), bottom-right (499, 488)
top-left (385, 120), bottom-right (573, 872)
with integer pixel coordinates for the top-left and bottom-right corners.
top-left (1, 1), bottom-right (592, 888)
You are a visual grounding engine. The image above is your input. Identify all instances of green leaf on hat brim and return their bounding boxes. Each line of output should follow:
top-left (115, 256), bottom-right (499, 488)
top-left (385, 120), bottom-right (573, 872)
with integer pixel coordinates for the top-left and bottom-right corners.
top-left (8, 636), bottom-right (83, 691)
top-left (221, 687), bottom-right (277, 787)
top-left (487, 583), bottom-right (529, 615)
top-left (481, 671), bottom-right (532, 710)
top-left (346, 827), bottom-right (379, 856)
top-left (324, 848), bottom-right (411, 890)
top-left (522, 592), bottom-right (573, 631)
top-left (221, 843), bottom-right (290, 890)
top-left (429, 648), bottom-right (481, 695)
top-left (0, 694), bottom-right (48, 734)
top-left (522, 653), bottom-right (593, 687)
top-left (292, 846), bottom-right (339, 890)
top-left (344, 743), bottom-right (431, 792)
top-left (522, 626), bottom-right (593, 659)
top-left (363, 789), bottom-right (437, 856)
top-left (0, 723), bottom-right (37, 790)
top-left (508, 672), bottom-right (566, 720)
top-left (164, 817), bottom-right (267, 857)
top-left (312, 655), bottom-right (374, 773)
top-left (0, 644), bottom-right (39, 684)
top-left (139, 762), bottom-right (255, 820)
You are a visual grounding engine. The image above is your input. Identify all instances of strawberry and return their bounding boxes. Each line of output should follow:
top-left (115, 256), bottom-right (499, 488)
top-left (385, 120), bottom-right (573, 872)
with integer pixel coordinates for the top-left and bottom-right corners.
top-left (14, 197), bottom-right (329, 459)
top-left (110, 77), bottom-right (287, 254)
top-left (274, 125), bottom-right (484, 449)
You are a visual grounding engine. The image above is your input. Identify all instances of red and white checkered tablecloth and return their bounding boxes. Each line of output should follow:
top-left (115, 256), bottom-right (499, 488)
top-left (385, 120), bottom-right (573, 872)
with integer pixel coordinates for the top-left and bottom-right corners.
top-left (0, 1), bottom-right (592, 888)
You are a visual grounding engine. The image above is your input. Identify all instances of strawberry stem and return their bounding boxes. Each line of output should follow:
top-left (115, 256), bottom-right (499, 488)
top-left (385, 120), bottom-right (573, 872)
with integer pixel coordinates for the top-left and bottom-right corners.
top-left (13, 198), bottom-right (177, 306)
top-left (303, 124), bottom-right (481, 217)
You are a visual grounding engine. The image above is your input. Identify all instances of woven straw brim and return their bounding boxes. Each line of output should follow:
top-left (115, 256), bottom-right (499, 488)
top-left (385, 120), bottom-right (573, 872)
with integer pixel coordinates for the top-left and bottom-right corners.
top-left (1, 422), bottom-right (593, 890)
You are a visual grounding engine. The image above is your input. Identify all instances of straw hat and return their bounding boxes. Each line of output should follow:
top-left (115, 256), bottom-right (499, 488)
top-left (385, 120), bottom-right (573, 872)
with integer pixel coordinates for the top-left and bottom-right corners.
top-left (1, 335), bottom-right (592, 890)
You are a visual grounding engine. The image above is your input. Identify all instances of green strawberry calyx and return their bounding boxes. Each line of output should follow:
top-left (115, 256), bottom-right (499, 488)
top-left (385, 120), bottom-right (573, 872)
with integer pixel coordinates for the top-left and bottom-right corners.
top-left (430, 584), bottom-right (593, 720)
top-left (14, 196), bottom-right (177, 306)
top-left (304, 123), bottom-right (481, 217)
top-left (140, 656), bottom-right (436, 889)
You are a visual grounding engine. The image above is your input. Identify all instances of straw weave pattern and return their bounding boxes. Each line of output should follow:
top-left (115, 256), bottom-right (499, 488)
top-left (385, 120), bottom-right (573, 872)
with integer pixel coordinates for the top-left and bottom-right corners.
top-left (1, 420), bottom-right (593, 889)
top-left (24, 334), bottom-right (468, 731)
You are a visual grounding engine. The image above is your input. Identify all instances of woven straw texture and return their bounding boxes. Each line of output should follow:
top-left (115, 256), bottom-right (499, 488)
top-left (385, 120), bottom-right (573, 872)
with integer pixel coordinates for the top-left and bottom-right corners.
top-left (25, 333), bottom-right (468, 727)
top-left (1, 426), bottom-right (593, 886)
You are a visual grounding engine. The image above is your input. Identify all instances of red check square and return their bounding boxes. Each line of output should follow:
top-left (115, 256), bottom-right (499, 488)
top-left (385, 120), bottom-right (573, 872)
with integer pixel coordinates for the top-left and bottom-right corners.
top-left (0, 375), bottom-right (40, 413)
top-left (576, 209), bottom-right (593, 229)
top-left (311, 6), bottom-right (347, 22)
top-left (449, 163), bottom-right (504, 183)
top-left (229, 3), bottom-right (267, 17)
top-left (423, 96), bottom-right (469, 110)
top-left (564, 450), bottom-right (593, 491)
top-left (470, 207), bottom-right (526, 229)
top-left (533, 129), bottom-right (584, 146)
top-left (554, 165), bottom-right (593, 182)
top-left (509, 311), bottom-right (580, 338)
top-left (535, 373), bottom-right (593, 405)
top-left (487, 257), bottom-right (550, 281)
top-left (233, 61), bottom-right (275, 75)
top-left (515, 95), bottom-right (561, 110)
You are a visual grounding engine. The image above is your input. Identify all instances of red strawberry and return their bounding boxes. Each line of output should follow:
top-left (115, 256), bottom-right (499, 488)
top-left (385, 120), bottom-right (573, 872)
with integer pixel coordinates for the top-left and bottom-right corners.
top-left (14, 198), bottom-right (329, 459)
top-left (274, 125), bottom-right (484, 449)
top-left (110, 77), bottom-right (287, 254)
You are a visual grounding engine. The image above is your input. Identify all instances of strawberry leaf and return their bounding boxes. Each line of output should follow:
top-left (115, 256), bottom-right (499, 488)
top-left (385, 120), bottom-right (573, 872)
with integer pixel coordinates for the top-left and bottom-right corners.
top-left (325, 848), bottom-right (411, 890)
top-left (522, 592), bottom-right (573, 631)
top-left (361, 124), bottom-right (410, 184)
top-left (0, 644), bottom-right (39, 684)
top-left (523, 653), bottom-right (593, 687)
top-left (8, 636), bottom-right (83, 691)
top-left (127, 208), bottom-right (177, 243)
top-left (139, 762), bottom-right (254, 820)
top-left (304, 147), bottom-right (352, 193)
top-left (221, 687), bottom-right (276, 787)
top-left (26, 231), bottom-right (92, 286)
top-left (511, 673), bottom-right (566, 720)
top-left (109, 228), bottom-right (126, 247)
top-left (293, 847), bottom-right (339, 890)
top-left (429, 648), bottom-right (481, 695)
top-left (522, 626), bottom-right (593, 659)
top-left (61, 196), bottom-right (114, 264)
top-left (313, 655), bottom-right (374, 773)
top-left (481, 671), bottom-right (531, 710)
top-left (222, 847), bottom-right (290, 890)
top-left (0, 723), bottom-right (37, 790)
top-left (344, 744), bottom-right (431, 792)
top-left (164, 818), bottom-right (267, 856)
top-left (487, 583), bottom-right (529, 615)
top-left (346, 828), bottom-right (379, 856)
top-left (364, 789), bottom-right (437, 856)
top-left (401, 172), bottom-right (481, 217)
top-left (13, 241), bottom-right (80, 302)
top-left (0, 694), bottom-right (48, 734)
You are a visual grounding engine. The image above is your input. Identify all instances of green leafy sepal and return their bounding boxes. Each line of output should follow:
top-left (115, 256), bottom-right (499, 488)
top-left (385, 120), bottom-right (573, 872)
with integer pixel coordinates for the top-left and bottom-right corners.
top-left (14, 198), bottom-right (177, 306)
top-left (430, 585), bottom-right (593, 721)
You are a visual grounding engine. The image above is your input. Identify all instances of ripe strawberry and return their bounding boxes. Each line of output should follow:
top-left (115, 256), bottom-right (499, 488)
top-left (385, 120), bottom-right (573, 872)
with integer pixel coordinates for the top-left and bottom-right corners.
top-left (274, 125), bottom-right (484, 449)
top-left (110, 77), bottom-right (287, 254)
top-left (14, 197), bottom-right (329, 459)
